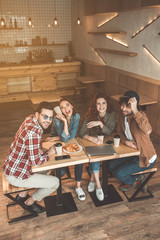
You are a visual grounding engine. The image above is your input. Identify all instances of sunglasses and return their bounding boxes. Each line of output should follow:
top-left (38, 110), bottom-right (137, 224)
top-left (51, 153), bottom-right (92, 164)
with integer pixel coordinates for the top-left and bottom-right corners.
top-left (40, 114), bottom-right (53, 121)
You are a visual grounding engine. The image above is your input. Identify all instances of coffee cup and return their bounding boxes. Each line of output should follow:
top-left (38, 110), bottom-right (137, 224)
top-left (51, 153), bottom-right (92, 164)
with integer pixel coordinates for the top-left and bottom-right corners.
top-left (114, 135), bottom-right (120, 147)
top-left (97, 134), bottom-right (104, 143)
top-left (54, 142), bottom-right (62, 155)
top-left (54, 106), bottom-right (62, 115)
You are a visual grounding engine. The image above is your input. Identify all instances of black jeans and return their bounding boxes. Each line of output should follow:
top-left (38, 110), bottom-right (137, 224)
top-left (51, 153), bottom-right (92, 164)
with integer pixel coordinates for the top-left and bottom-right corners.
top-left (60, 164), bottom-right (83, 181)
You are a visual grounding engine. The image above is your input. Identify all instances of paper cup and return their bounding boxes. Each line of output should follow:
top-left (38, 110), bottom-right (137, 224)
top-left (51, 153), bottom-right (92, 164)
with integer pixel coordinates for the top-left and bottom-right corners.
top-left (54, 142), bottom-right (62, 155)
top-left (54, 106), bottom-right (62, 115)
top-left (114, 135), bottom-right (120, 147)
top-left (98, 134), bottom-right (104, 143)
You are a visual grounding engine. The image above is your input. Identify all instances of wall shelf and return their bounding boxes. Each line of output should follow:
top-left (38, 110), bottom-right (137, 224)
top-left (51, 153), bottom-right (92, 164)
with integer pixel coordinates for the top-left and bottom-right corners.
top-left (96, 48), bottom-right (137, 57)
top-left (0, 43), bottom-right (68, 49)
top-left (88, 31), bottom-right (126, 36)
top-left (0, 27), bottom-right (23, 30)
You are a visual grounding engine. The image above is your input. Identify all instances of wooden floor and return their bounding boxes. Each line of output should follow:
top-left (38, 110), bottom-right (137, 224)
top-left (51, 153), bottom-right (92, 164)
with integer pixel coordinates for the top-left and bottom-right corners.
top-left (0, 95), bottom-right (160, 240)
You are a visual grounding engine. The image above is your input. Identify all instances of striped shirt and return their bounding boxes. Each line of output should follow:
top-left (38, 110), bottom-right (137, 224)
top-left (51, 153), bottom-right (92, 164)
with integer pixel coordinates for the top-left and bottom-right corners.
top-left (3, 115), bottom-right (49, 179)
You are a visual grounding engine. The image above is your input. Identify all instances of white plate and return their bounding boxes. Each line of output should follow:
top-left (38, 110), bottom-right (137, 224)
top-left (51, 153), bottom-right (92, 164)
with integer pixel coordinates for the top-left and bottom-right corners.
top-left (63, 144), bottom-right (83, 154)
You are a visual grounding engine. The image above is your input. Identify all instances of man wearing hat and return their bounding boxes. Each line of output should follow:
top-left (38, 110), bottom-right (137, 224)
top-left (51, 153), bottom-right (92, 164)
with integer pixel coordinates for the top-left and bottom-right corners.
top-left (109, 91), bottom-right (157, 192)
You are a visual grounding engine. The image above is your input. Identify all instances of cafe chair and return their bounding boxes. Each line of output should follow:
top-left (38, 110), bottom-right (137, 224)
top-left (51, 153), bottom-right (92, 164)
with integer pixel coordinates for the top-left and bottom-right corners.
top-left (123, 168), bottom-right (157, 202)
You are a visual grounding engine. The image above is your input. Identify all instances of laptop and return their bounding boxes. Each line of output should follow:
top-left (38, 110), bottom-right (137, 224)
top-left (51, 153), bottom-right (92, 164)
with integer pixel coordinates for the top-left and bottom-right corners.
top-left (85, 145), bottom-right (116, 156)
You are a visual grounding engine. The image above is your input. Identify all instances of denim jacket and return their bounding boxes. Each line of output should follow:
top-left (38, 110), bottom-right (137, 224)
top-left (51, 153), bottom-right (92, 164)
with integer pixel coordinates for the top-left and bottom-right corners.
top-left (51, 113), bottom-right (80, 142)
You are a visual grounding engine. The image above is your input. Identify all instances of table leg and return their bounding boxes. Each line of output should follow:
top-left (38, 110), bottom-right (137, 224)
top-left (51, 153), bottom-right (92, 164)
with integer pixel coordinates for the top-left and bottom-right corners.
top-left (102, 161), bottom-right (108, 197)
top-left (88, 160), bottom-right (123, 207)
top-left (44, 167), bottom-right (78, 217)
top-left (56, 168), bottom-right (63, 206)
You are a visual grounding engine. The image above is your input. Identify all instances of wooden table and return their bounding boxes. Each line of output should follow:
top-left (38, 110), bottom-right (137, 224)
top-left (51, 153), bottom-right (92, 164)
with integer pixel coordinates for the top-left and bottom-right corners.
top-left (110, 94), bottom-right (157, 109)
top-left (78, 136), bottom-right (140, 207)
top-left (29, 92), bottom-right (61, 105)
top-left (32, 138), bottom-right (89, 217)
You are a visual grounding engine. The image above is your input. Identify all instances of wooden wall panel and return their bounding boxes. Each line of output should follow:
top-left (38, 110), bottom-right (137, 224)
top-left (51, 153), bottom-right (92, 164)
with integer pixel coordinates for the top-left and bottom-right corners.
top-left (84, 62), bottom-right (106, 80)
top-left (119, 74), bottom-right (138, 91)
top-left (32, 74), bottom-right (57, 92)
top-left (0, 62), bottom-right (81, 95)
top-left (105, 81), bottom-right (119, 96)
top-left (122, 0), bottom-right (141, 10)
top-left (84, 0), bottom-right (160, 15)
top-left (7, 77), bottom-right (31, 93)
top-left (56, 73), bottom-right (77, 88)
top-left (145, 104), bottom-right (158, 133)
top-left (95, 0), bottom-right (122, 13)
top-left (137, 81), bottom-right (159, 100)
top-left (106, 68), bottom-right (120, 84)
top-left (0, 77), bottom-right (8, 95)
top-left (155, 102), bottom-right (160, 136)
top-left (158, 86), bottom-right (160, 102)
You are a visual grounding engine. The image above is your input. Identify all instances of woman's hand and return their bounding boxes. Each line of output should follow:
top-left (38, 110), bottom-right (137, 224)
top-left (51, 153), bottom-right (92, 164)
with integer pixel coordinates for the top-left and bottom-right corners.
top-left (94, 137), bottom-right (103, 145)
top-left (85, 135), bottom-right (103, 145)
top-left (56, 113), bottom-right (67, 122)
top-left (87, 121), bottom-right (103, 129)
top-left (125, 140), bottom-right (137, 149)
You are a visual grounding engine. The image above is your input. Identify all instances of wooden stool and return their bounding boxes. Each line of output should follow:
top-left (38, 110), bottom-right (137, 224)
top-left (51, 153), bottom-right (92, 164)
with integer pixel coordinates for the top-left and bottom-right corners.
top-left (2, 174), bottom-right (38, 223)
top-left (123, 168), bottom-right (157, 202)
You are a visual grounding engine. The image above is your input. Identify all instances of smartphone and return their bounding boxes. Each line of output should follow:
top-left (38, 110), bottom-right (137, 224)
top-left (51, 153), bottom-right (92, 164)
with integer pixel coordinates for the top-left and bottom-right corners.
top-left (105, 140), bottom-right (113, 145)
top-left (55, 155), bottom-right (71, 161)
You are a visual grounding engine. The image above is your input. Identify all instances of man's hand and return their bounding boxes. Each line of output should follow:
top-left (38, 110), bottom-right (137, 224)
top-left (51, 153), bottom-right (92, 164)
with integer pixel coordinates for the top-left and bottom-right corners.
top-left (48, 145), bottom-right (56, 156)
top-left (128, 97), bottom-right (138, 115)
top-left (45, 136), bottom-right (60, 142)
top-left (87, 121), bottom-right (103, 129)
top-left (125, 140), bottom-right (137, 149)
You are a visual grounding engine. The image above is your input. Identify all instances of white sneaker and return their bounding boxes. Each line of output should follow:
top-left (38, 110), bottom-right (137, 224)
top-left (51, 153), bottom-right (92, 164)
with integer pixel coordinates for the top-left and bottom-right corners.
top-left (75, 187), bottom-right (86, 201)
top-left (88, 182), bottom-right (96, 192)
top-left (96, 188), bottom-right (104, 201)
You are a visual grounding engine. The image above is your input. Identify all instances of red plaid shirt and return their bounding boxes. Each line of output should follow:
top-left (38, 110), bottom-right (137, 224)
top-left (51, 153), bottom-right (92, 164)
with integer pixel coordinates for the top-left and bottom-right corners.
top-left (3, 115), bottom-right (49, 179)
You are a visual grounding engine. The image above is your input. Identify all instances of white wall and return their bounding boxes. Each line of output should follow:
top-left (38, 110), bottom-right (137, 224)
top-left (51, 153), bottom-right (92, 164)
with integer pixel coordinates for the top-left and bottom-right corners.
top-left (71, 0), bottom-right (160, 81)
top-left (0, 0), bottom-right (72, 64)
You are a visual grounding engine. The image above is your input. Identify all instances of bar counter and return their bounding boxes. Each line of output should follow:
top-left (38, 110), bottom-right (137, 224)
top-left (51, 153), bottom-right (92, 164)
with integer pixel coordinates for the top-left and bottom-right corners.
top-left (0, 61), bottom-right (81, 95)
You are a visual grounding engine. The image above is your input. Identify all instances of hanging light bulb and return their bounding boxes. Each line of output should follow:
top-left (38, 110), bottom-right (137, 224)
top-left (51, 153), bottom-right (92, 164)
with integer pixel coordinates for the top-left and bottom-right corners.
top-left (27, 0), bottom-right (33, 27)
top-left (76, 0), bottom-right (80, 25)
top-left (77, 17), bottom-right (80, 25)
top-left (28, 17), bottom-right (32, 27)
top-left (53, 17), bottom-right (58, 26)
top-left (53, 0), bottom-right (58, 26)
top-left (1, 17), bottom-right (5, 27)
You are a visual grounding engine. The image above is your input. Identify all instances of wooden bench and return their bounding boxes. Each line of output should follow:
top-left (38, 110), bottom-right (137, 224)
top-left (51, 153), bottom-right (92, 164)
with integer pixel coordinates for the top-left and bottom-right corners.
top-left (73, 86), bottom-right (87, 99)
top-left (2, 173), bottom-right (37, 223)
top-left (123, 168), bottom-right (157, 202)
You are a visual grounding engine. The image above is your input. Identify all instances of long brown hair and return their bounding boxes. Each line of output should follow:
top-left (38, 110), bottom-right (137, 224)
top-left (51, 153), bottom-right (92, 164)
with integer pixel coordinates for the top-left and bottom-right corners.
top-left (84, 92), bottom-right (112, 122)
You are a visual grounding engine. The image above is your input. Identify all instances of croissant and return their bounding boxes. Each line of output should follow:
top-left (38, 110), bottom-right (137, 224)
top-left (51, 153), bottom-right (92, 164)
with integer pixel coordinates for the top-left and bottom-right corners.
top-left (64, 143), bottom-right (80, 152)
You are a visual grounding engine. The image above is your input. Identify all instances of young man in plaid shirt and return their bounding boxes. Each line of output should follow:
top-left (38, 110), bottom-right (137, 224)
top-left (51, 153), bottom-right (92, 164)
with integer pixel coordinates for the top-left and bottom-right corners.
top-left (3, 101), bottom-right (59, 214)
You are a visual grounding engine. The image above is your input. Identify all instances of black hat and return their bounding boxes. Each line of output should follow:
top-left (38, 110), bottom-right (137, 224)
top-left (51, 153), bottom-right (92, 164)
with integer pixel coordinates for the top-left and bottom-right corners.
top-left (123, 91), bottom-right (140, 104)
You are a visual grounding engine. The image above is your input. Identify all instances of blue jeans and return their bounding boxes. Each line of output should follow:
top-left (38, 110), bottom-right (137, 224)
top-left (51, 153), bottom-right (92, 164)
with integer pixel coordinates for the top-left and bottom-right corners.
top-left (109, 156), bottom-right (156, 185)
top-left (89, 161), bottom-right (100, 174)
top-left (60, 164), bottom-right (83, 182)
